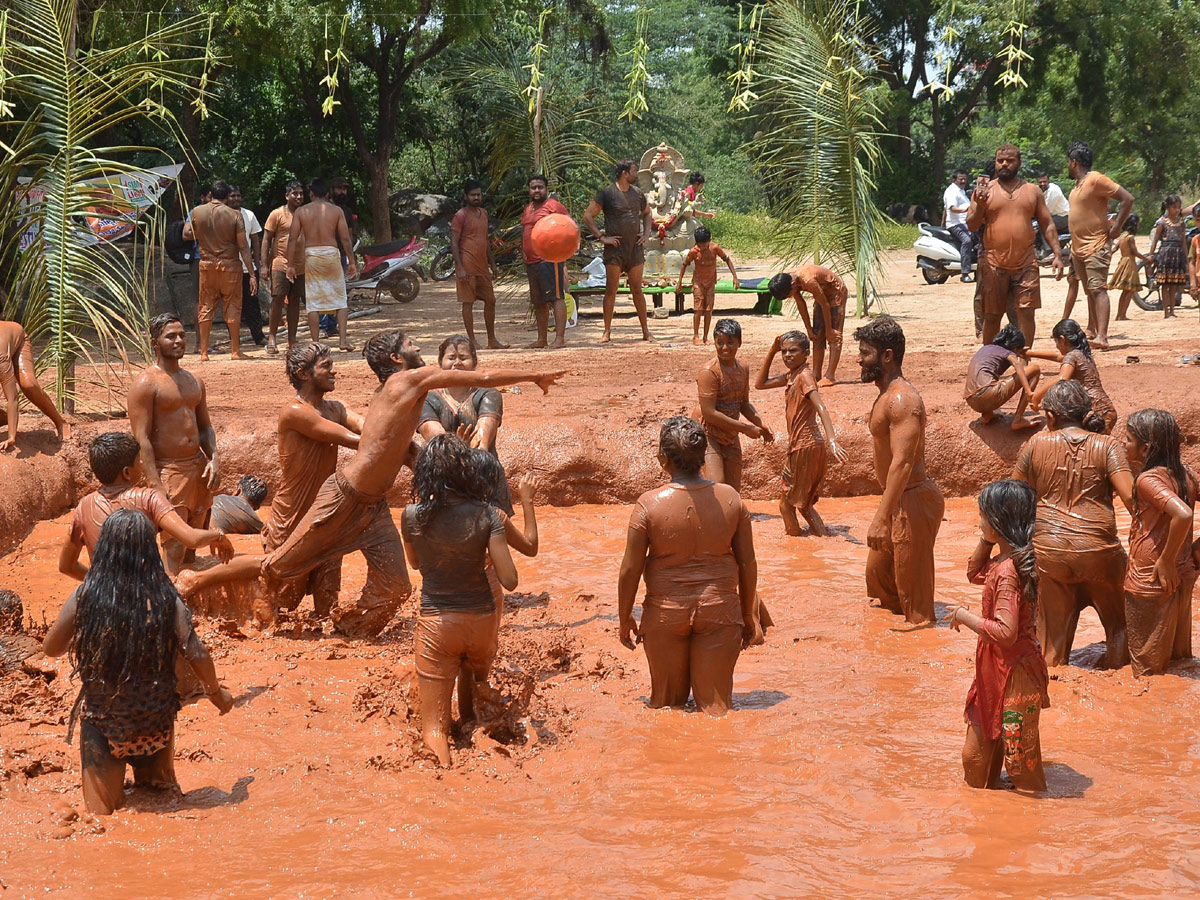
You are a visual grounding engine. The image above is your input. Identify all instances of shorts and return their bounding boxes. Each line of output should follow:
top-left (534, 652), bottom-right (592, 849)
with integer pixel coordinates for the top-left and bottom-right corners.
top-left (270, 270), bottom-right (305, 306)
top-left (456, 274), bottom-right (497, 305)
top-left (414, 610), bottom-right (500, 682)
top-left (965, 375), bottom-right (1022, 414)
top-left (80, 720), bottom-right (177, 814)
top-left (783, 444), bottom-right (828, 508)
top-left (704, 436), bottom-right (742, 468)
top-left (526, 261), bottom-right (567, 304)
top-left (1071, 243), bottom-right (1112, 291)
top-left (981, 260), bottom-right (1041, 315)
top-left (602, 234), bottom-right (645, 273)
top-left (158, 450), bottom-right (212, 573)
top-left (197, 261), bottom-right (242, 324)
top-left (692, 280), bottom-right (716, 312)
top-left (812, 303), bottom-right (845, 346)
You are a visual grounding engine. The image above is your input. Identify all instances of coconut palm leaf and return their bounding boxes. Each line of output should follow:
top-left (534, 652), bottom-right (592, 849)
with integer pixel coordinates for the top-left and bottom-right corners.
top-left (747, 0), bottom-right (887, 315)
top-left (0, 0), bottom-right (208, 403)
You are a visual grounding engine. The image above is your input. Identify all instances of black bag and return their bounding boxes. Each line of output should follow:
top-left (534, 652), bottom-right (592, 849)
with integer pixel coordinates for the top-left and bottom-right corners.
top-left (165, 219), bottom-right (197, 264)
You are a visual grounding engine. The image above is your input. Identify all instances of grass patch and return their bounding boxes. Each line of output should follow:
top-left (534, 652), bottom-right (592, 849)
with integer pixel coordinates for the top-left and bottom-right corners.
top-left (710, 210), bottom-right (919, 260)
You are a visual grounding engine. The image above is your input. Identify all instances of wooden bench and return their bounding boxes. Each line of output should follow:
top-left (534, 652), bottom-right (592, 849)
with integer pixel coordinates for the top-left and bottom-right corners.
top-left (568, 277), bottom-right (777, 315)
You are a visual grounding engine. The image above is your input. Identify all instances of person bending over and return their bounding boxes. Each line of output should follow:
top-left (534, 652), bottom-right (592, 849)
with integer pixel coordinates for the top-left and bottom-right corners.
top-left (963, 324), bottom-right (1041, 430)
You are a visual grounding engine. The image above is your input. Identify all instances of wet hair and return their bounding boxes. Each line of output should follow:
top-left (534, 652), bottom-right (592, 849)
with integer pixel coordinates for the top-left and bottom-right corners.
top-left (284, 179), bottom-right (303, 194)
top-left (713, 318), bottom-right (741, 342)
top-left (694, 225), bottom-right (711, 244)
top-left (238, 474), bottom-right (268, 508)
top-left (411, 434), bottom-right (490, 527)
top-left (437, 334), bottom-right (477, 366)
top-left (768, 272), bottom-right (793, 299)
top-left (1051, 318), bottom-right (1091, 359)
top-left (1067, 140), bottom-right (1093, 168)
top-left (464, 178), bottom-right (483, 195)
top-left (1126, 409), bottom-right (1191, 506)
top-left (779, 329), bottom-right (810, 352)
top-left (977, 479), bottom-right (1039, 606)
top-left (853, 315), bottom-right (906, 367)
top-left (149, 312), bottom-right (181, 342)
top-left (658, 416), bottom-right (707, 476)
top-left (528, 173), bottom-right (548, 187)
top-left (1163, 193), bottom-right (1182, 212)
top-left (309, 179), bottom-right (328, 198)
top-left (991, 324), bottom-right (1026, 351)
top-left (0, 589), bottom-right (23, 633)
top-left (286, 341), bottom-right (332, 390)
top-left (995, 142), bottom-right (1021, 161)
top-left (688, 172), bottom-right (706, 185)
top-left (471, 449), bottom-right (509, 505)
top-left (363, 329), bottom-right (414, 383)
top-left (1042, 379), bottom-right (1105, 433)
top-left (614, 159), bottom-right (637, 180)
top-left (89, 432), bottom-right (141, 484)
top-left (210, 181), bottom-right (232, 201)
top-left (71, 510), bottom-right (180, 698)
top-left (1123, 213), bottom-right (1140, 234)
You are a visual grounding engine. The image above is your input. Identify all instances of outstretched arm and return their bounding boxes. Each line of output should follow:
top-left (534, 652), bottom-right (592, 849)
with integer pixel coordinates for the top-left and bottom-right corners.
top-left (158, 510), bottom-right (233, 560)
top-left (412, 367), bottom-right (566, 396)
top-left (281, 404), bottom-right (361, 449)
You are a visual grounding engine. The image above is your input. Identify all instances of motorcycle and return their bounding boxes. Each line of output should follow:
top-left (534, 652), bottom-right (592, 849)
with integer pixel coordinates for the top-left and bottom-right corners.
top-left (347, 236), bottom-right (425, 303)
top-left (1132, 217), bottom-right (1200, 312)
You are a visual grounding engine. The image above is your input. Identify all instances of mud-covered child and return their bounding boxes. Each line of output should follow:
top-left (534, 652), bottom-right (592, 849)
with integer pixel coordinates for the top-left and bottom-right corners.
top-left (754, 331), bottom-right (846, 536)
top-left (963, 324), bottom-right (1041, 430)
top-left (676, 226), bottom-right (738, 346)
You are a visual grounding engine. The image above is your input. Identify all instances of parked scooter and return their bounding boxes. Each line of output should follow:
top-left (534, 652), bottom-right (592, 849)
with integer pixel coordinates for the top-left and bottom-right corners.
top-left (913, 222), bottom-right (973, 284)
top-left (347, 236), bottom-right (425, 303)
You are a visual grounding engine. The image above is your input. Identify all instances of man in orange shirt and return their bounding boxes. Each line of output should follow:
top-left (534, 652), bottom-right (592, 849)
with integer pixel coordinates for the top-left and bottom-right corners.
top-left (520, 174), bottom-right (570, 350)
top-left (1066, 140), bottom-right (1134, 350)
top-left (260, 181), bottom-right (306, 355)
top-left (451, 180), bottom-right (507, 350)
top-left (188, 181), bottom-right (256, 361)
top-left (966, 144), bottom-right (1063, 346)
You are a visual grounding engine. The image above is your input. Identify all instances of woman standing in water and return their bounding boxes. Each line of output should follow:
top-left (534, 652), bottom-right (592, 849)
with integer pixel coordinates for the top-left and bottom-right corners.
top-left (617, 416), bottom-right (761, 714)
top-left (1123, 409), bottom-right (1197, 676)
top-left (401, 434), bottom-right (518, 766)
top-left (947, 479), bottom-right (1050, 792)
top-left (43, 509), bottom-right (233, 815)
top-left (1028, 319), bottom-right (1118, 434)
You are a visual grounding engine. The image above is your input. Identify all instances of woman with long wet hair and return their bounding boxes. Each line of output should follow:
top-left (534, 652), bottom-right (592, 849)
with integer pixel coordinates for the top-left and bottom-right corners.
top-left (401, 434), bottom-right (518, 766)
top-left (43, 509), bottom-right (233, 815)
top-left (617, 416), bottom-right (761, 715)
top-left (948, 479), bottom-right (1050, 792)
top-left (1123, 409), bottom-right (1198, 675)
top-left (1028, 318), bottom-right (1117, 433)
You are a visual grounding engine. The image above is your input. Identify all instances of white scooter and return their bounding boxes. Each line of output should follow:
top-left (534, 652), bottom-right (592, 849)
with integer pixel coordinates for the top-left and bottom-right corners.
top-left (913, 222), bottom-right (972, 284)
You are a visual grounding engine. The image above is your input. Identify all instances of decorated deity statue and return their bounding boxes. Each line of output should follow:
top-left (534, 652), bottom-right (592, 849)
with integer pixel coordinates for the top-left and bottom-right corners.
top-left (637, 143), bottom-right (698, 280)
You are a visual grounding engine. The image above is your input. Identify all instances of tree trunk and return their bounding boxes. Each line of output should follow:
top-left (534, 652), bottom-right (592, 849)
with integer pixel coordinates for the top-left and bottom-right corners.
top-left (367, 158), bottom-right (393, 244)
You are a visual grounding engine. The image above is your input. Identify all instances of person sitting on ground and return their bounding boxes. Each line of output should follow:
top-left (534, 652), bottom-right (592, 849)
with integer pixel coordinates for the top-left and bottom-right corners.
top-left (676, 225), bottom-right (738, 346)
top-left (947, 478), bottom-right (1050, 793)
top-left (1027, 318), bottom-right (1118, 434)
top-left (59, 432), bottom-right (234, 582)
top-left (1110, 214), bottom-right (1145, 322)
top-left (1122, 409), bottom-right (1197, 676)
top-left (400, 434), bottom-right (519, 766)
top-left (0, 319), bottom-right (70, 452)
top-left (767, 265), bottom-right (848, 385)
top-left (1013, 380), bottom-right (1133, 668)
top-left (693, 318), bottom-right (773, 492)
top-left (963, 324), bottom-right (1041, 430)
top-left (43, 509), bottom-right (234, 816)
top-left (753, 331), bottom-right (846, 537)
top-left (617, 416), bottom-right (762, 715)
top-left (210, 474), bottom-right (268, 535)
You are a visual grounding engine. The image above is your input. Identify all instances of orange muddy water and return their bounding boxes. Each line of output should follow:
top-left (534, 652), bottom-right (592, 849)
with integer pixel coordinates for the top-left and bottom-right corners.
top-left (3, 497), bottom-right (1200, 898)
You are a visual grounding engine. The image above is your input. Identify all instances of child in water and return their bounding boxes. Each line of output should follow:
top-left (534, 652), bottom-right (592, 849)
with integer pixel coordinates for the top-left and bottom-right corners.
top-left (677, 226), bottom-right (739, 346)
top-left (1109, 214), bottom-right (1145, 322)
top-left (947, 479), bottom-right (1050, 792)
top-left (753, 330), bottom-right (846, 536)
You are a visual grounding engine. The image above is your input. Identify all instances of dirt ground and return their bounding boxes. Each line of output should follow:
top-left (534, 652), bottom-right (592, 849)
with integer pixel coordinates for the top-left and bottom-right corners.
top-left (2, 250), bottom-right (1200, 897)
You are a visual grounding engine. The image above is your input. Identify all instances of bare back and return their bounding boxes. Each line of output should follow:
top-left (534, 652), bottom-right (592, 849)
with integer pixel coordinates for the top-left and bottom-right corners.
top-left (0, 321), bottom-right (25, 361)
top-left (868, 377), bottom-right (929, 490)
top-left (341, 373), bottom-right (427, 497)
top-left (128, 365), bottom-right (204, 460)
top-left (295, 199), bottom-right (348, 250)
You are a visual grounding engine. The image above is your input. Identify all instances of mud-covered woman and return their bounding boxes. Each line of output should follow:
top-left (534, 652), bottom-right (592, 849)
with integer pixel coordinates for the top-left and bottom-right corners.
top-left (401, 434), bottom-right (519, 766)
top-left (617, 416), bottom-right (762, 714)
top-left (43, 509), bottom-right (233, 815)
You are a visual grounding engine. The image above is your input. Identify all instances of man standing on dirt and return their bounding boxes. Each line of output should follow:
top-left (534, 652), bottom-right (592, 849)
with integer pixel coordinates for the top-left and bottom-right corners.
top-left (228, 186), bottom-right (266, 347)
top-left (1066, 140), bottom-right (1134, 351)
top-left (521, 174), bottom-right (570, 349)
top-left (451, 180), bottom-right (508, 350)
top-left (189, 181), bottom-right (255, 361)
top-left (286, 179), bottom-right (355, 352)
top-left (856, 316), bottom-right (945, 626)
top-left (261, 181), bottom-right (305, 355)
top-left (127, 313), bottom-right (221, 575)
top-left (583, 159), bottom-right (656, 344)
top-left (176, 329), bottom-right (564, 638)
top-left (943, 170), bottom-right (975, 283)
top-left (966, 144), bottom-right (1063, 346)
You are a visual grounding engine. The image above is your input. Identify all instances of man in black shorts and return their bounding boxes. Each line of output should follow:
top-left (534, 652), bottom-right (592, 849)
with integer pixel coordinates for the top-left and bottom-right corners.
top-left (521, 174), bottom-right (570, 349)
top-left (583, 159), bottom-right (656, 343)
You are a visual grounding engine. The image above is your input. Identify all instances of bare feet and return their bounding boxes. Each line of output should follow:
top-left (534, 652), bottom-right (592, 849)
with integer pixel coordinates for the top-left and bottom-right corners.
top-left (979, 412), bottom-right (997, 425)
top-left (232, 352), bottom-right (249, 360)
top-left (527, 340), bottom-right (548, 349)
top-left (817, 377), bottom-right (836, 388)
top-left (599, 332), bottom-right (612, 344)
top-left (640, 331), bottom-right (656, 342)
top-left (486, 340), bottom-right (509, 350)
top-left (548, 339), bottom-right (566, 349)
top-left (1092, 339), bottom-right (1109, 351)
top-left (339, 343), bottom-right (356, 352)
top-left (199, 354), bottom-right (210, 362)
top-left (1011, 415), bottom-right (1040, 431)
top-left (693, 337), bottom-right (703, 345)
top-left (58, 421), bottom-right (72, 441)
top-left (265, 344), bottom-right (279, 356)
top-left (174, 569), bottom-right (201, 598)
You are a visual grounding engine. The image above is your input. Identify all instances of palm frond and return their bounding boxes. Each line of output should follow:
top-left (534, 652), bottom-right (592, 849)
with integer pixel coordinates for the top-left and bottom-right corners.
top-left (747, 0), bottom-right (888, 315)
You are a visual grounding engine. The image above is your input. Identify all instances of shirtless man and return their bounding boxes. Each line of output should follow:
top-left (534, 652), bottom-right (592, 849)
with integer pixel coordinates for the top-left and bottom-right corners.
top-left (583, 159), bottom-right (656, 343)
top-left (260, 180), bottom-right (306, 354)
top-left (265, 342), bottom-right (363, 619)
top-left (767, 264), bottom-right (848, 386)
top-left (128, 314), bottom-right (220, 575)
top-left (287, 179), bottom-right (356, 351)
top-left (0, 320), bottom-right (69, 451)
top-left (857, 316), bottom-right (945, 625)
top-left (966, 144), bottom-right (1063, 347)
top-left (451, 180), bottom-right (507, 350)
top-left (177, 329), bottom-right (565, 638)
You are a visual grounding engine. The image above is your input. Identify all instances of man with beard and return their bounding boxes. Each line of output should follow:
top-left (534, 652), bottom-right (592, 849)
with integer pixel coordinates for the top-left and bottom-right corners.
top-left (967, 144), bottom-right (1063, 346)
top-left (451, 180), bottom-right (507, 350)
top-left (188, 181), bottom-right (255, 360)
top-left (521, 174), bottom-right (570, 349)
top-left (856, 316), bottom-right (945, 626)
top-left (127, 314), bottom-right (221, 574)
top-left (261, 181), bottom-right (306, 354)
top-left (176, 329), bottom-right (565, 638)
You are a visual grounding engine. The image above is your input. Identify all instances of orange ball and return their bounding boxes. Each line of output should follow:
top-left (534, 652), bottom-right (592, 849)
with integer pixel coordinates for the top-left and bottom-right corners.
top-left (531, 213), bottom-right (580, 263)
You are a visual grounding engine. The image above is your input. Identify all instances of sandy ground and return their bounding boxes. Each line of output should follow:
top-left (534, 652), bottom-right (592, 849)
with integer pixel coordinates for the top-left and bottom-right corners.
top-left (2, 250), bottom-right (1200, 897)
